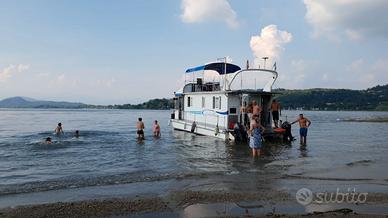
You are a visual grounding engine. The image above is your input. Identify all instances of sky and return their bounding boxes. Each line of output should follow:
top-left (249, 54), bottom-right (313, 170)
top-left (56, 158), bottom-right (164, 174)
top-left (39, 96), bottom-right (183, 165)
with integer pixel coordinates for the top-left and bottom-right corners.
top-left (0, 0), bottom-right (388, 104)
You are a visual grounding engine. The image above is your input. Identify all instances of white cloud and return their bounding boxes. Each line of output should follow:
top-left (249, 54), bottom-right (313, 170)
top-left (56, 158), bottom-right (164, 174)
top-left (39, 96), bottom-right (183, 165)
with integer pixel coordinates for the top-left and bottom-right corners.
top-left (277, 59), bottom-right (308, 89)
top-left (249, 25), bottom-right (292, 67)
top-left (304, 0), bottom-right (388, 41)
top-left (181, 0), bottom-right (239, 28)
top-left (342, 58), bottom-right (388, 88)
top-left (0, 64), bottom-right (30, 82)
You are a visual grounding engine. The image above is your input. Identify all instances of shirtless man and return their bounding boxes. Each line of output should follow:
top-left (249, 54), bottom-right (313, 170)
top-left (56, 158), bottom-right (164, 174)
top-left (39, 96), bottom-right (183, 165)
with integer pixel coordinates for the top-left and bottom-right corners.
top-left (291, 114), bottom-right (311, 145)
top-left (252, 100), bottom-right (262, 118)
top-left (136, 118), bottom-right (145, 140)
top-left (55, 123), bottom-right (64, 135)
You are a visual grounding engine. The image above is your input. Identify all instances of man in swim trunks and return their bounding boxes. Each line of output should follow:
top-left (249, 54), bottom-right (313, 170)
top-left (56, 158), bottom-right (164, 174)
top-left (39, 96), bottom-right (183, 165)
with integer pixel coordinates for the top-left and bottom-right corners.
top-left (271, 99), bottom-right (281, 128)
top-left (136, 118), bottom-right (145, 140)
top-left (291, 114), bottom-right (311, 145)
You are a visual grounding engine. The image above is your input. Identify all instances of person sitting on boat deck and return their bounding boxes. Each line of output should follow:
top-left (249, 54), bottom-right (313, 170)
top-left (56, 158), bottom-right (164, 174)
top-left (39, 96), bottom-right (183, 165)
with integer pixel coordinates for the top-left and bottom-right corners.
top-left (246, 102), bottom-right (253, 127)
top-left (45, 137), bottom-right (52, 144)
top-left (55, 123), bottom-right (64, 135)
top-left (291, 114), bottom-right (311, 146)
top-left (252, 100), bottom-right (262, 118)
top-left (249, 115), bottom-right (265, 157)
top-left (74, 130), bottom-right (80, 138)
top-left (271, 99), bottom-right (281, 128)
top-left (153, 120), bottom-right (161, 137)
top-left (136, 118), bottom-right (145, 140)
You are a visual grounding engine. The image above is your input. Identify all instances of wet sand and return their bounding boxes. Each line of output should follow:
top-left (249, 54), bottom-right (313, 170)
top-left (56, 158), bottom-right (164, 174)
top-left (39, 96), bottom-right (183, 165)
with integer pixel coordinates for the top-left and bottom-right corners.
top-left (1, 180), bottom-right (388, 218)
top-left (1, 191), bottom-right (388, 217)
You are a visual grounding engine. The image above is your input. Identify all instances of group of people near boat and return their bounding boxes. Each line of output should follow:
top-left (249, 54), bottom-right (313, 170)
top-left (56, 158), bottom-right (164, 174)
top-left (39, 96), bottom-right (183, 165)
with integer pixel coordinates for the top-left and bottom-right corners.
top-left (241, 99), bottom-right (311, 157)
top-left (136, 118), bottom-right (161, 140)
top-left (43, 103), bottom-right (311, 158)
top-left (44, 119), bottom-right (161, 144)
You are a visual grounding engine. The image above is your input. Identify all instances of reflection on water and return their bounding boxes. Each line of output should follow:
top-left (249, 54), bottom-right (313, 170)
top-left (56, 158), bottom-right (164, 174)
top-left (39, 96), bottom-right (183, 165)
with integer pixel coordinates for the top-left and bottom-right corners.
top-left (0, 109), bottom-right (388, 196)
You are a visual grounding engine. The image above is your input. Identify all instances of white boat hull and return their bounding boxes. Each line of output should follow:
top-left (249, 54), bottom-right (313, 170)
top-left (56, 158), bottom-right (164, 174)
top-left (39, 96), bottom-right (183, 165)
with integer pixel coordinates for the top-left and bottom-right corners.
top-left (170, 119), bottom-right (234, 141)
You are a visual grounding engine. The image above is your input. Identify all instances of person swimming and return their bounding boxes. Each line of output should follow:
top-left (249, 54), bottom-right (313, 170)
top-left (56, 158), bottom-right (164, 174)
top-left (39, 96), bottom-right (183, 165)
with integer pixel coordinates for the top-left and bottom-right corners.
top-left (45, 137), bottom-right (52, 144)
top-left (136, 118), bottom-right (145, 140)
top-left (55, 123), bottom-right (64, 135)
top-left (74, 130), bottom-right (80, 138)
top-left (153, 120), bottom-right (161, 137)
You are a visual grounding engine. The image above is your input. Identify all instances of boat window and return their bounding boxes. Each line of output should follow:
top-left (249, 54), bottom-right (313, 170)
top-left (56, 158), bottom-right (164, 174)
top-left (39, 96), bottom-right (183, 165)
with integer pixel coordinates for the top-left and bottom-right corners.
top-left (229, 108), bottom-right (236, 114)
top-left (214, 96), bottom-right (221, 109)
top-left (201, 97), bottom-right (205, 108)
top-left (187, 97), bottom-right (191, 107)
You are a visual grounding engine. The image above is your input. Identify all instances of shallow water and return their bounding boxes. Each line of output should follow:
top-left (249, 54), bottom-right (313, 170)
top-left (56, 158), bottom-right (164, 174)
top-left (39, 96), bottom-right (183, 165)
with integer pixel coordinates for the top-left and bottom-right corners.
top-left (0, 109), bottom-right (388, 201)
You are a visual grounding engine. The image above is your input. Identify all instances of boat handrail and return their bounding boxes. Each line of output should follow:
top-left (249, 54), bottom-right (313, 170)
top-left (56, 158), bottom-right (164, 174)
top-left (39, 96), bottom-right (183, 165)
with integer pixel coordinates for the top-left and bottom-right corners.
top-left (227, 68), bottom-right (278, 92)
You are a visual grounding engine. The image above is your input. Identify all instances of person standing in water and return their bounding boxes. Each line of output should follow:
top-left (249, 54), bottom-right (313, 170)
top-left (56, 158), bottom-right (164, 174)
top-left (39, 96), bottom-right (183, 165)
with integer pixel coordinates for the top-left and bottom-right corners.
top-left (153, 120), bottom-right (161, 137)
top-left (136, 118), bottom-right (145, 140)
top-left (271, 99), bottom-right (281, 128)
top-left (74, 130), bottom-right (80, 138)
top-left (291, 114), bottom-right (311, 145)
top-left (55, 123), bottom-right (64, 135)
top-left (249, 115), bottom-right (264, 157)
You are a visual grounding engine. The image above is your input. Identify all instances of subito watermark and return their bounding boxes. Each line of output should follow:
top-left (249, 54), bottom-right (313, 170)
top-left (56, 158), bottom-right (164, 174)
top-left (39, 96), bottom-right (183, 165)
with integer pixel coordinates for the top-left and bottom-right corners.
top-left (296, 188), bottom-right (368, 205)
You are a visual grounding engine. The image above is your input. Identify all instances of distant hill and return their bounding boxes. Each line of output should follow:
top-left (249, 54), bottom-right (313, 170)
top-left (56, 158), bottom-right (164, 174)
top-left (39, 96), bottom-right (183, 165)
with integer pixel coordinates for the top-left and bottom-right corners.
top-left (106, 98), bottom-right (174, 110)
top-left (0, 97), bottom-right (85, 108)
top-left (2, 84), bottom-right (387, 110)
top-left (276, 84), bottom-right (388, 111)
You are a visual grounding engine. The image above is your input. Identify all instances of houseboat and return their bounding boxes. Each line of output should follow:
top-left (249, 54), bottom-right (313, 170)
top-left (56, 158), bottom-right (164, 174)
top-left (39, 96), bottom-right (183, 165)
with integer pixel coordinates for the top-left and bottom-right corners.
top-left (170, 59), bottom-right (280, 141)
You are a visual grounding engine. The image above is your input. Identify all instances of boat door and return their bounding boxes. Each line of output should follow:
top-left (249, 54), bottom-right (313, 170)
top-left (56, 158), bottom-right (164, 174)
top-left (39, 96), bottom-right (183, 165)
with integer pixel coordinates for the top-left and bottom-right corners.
top-left (260, 94), bottom-right (272, 128)
top-left (174, 96), bottom-right (184, 120)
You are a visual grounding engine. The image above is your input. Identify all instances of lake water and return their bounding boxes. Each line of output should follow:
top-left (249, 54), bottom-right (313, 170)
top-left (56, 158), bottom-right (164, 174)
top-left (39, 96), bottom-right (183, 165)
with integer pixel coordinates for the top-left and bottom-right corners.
top-left (1, 109), bottom-right (388, 209)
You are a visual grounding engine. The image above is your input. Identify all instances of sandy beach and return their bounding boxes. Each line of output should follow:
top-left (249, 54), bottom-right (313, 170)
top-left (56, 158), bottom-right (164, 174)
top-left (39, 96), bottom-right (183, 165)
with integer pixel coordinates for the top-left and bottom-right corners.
top-left (1, 170), bottom-right (388, 218)
top-left (1, 190), bottom-right (388, 217)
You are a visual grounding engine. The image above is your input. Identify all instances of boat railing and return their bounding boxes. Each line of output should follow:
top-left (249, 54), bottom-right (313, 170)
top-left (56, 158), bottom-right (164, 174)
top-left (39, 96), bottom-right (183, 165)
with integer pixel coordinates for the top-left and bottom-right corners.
top-left (227, 69), bottom-right (278, 92)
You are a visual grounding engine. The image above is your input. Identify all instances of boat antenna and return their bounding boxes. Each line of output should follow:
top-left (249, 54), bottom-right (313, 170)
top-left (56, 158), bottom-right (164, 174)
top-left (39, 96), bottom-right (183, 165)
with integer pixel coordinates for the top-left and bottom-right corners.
top-left (217, 56), bottom-right (228, 90)
top-left (262, 57), bottom-right (269, 69)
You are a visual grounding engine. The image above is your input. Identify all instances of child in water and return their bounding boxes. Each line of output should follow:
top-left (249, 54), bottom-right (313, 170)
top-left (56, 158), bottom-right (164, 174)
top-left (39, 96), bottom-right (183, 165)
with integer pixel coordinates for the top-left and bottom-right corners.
top-left (45, 137), bottom-right (52, 144)
top-left (153, 120), bottom-right (161, 137)
top-left (55, 123), bottom-right (64, 135)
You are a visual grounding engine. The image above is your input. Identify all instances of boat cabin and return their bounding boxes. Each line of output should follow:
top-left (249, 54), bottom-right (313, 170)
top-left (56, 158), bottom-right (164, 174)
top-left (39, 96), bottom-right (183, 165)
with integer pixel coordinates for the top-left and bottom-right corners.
top-left (171, 61), bottom-right (279, 141)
